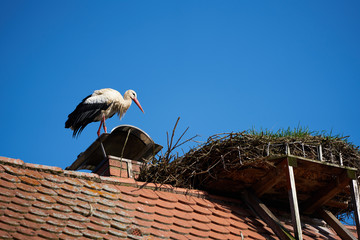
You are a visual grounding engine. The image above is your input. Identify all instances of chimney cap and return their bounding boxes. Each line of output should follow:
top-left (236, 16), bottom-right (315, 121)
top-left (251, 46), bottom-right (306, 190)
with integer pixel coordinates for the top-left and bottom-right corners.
top-left (66, 125), bottom-right (162, 171)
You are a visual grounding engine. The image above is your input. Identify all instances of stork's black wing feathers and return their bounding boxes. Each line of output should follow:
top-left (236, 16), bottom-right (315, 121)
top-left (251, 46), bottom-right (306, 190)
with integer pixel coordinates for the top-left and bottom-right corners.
top-left (65, 97), bottom-right (111, 137)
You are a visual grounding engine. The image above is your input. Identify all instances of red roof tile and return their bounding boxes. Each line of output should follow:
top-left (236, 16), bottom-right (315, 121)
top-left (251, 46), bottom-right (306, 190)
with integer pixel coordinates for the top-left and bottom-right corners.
top-left (207, 230), bottom-right (229, 240)
top-left (173, 209), bottom-right (193, 221)
top-left (190, 203), bottom-right (213, 215)
top-left (155, 198), bottom-right (176, 210)
top-left (137, 196), bottom-right (157, 207)
top-left (174, 201), bottom-right (194, 213)
top-left (1, 172), bottom-right (21, 183)
top-left (0, 156), bottom-right (355, 240)
top-left (154, 214), bottom-right (174, 225)
top-left (0, 156), bottom-right (24, 165)
top-left (156, 191), bottom-right (179, 203)
top-left (3, 165), bottom-right (26, 176)
top-left (0, 178), bottom-right (17, 189)
top-left (189, 227), bottom-right (210, 238)
top-left (176, 194), bottom-right (197, 205)
top-left (192, 212), bottom-right (211, 224)
top-left (192, 219), bottom-right (212, 232)
top-left (167, 231), bottom-right (188, 240)
top-left (194, 197), bottom-right (215, 209)
top-left (155, 206), bottom-right (174, 218)
top-left (139, 189), bottom-right (160, 200)
top-left (209, 207), bottom-right (231, 219)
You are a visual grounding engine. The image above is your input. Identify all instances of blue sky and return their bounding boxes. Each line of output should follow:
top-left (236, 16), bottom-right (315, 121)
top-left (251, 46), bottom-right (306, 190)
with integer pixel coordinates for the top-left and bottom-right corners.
top-left (0, 1), bottom-right (359, 172)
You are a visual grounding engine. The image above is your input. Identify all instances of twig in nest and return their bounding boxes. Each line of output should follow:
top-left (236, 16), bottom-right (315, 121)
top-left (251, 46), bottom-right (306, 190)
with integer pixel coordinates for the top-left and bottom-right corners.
top-left (137, 117), bottom-right (198, 187)
top-left (164, 117), bottom-right (198, 163)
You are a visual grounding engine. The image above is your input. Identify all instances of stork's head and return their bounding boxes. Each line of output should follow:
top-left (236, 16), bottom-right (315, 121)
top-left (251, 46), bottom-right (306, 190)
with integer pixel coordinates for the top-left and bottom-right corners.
top-left (126, 90), bottom-right (144, 113)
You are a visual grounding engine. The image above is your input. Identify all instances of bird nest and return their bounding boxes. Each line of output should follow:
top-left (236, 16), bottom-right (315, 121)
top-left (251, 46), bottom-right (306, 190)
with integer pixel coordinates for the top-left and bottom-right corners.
top-left (138, 120), bottom-right (360, 217)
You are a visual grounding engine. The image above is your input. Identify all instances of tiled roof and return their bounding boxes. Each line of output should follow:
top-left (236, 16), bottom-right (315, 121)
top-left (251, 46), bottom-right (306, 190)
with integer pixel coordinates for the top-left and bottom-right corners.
top-left (0, 156), bottom-right (354, 239)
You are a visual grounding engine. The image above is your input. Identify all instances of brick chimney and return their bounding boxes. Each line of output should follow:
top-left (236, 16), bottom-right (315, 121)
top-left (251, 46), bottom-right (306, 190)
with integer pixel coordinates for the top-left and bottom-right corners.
top-left (93, 155), bottom-right (142, 178)
top-left (66, 125), bottom-right (162, 179)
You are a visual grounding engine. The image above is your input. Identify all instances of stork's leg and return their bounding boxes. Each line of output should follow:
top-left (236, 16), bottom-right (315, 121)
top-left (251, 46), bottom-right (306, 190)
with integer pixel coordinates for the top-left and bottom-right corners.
top-left (102, 115), bottom-right (107, 133)
top-left (97, 119), bottom-right (103, 137)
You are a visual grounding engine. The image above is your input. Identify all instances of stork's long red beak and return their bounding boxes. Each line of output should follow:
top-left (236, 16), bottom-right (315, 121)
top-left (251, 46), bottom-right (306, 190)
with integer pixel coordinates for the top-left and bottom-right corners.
top-left (133, 98), bottom-right (144, 113)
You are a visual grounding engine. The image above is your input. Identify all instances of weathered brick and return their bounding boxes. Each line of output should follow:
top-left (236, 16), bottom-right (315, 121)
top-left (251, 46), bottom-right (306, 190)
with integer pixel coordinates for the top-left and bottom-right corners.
top-left (46, 218), bottom-right (67, 228)
top-left (0, 157), bottom-right (24, 166)
top-left (0, 228), bottom-right (12, 239)
top-left (15, 191), bottom-right (36, 201)
top-left (25, 169), bottom-right (44, 180)
top-left (89, 217), bottom-right (111, 227)
top-left (81, 229), bottom-right (104, 239)
top-left (50, 212), bottom-right (69, 220)
top-left (66, 220), bottom-right (86, 230)
top-left (61, 182), bottom-right (80, 193)
top-left (2, 165), bottom-right (26, 176)
top-left (20, 219), bottom-right (43, 230)
top-left (36, 194), bottom-right (56, 204)
top-left (16, 182), bottom-right (37, 193)
top-left (62, 227), bottom-right (83, 237)
top-left (0, 179), bottom-right (17, 190)
top-left (19, 176), bottom-right (41, 186)
top-left (1, 172), bottom-right (20, 183)
top-left (4, 209), bottom-right (25, 220)
top-left (16, 225), bottom-right (37, 236)
top-left (28, 207), bottom-right (49, 217)
top-left (52, 204), bottom-right (72, 213)
top-left (107, 228), bottom-right (127, 238)
top-left (87, 222), bottom-right (109, 234)
top-left (0, 216), bottom-right (20, 226)
top-left (24, 214), bottom-right (46, 224)
top-left (7, 204), bottom-right (28, 214)
top-left (36, 229), bottom-right (60, 239)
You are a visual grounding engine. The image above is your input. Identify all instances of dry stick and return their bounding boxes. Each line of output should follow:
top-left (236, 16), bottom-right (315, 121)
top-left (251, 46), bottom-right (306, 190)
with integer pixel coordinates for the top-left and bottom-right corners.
top-left (149, 117), bottom-right (198, 185)
top-left (172, 129), bottom-right (197, 150)
top-left (165, 117), bottom-right (181, 163)
top-left (194, 159), bottom-right (222, 175)
top-left (221, 155), bottom-right (230, 172)
top-left (301, 142), bottom-right (306, 158)
top-left (238, 146), bottom-right (242, 165)
top-left (168, 117), bottom-right (180, 152)
top-left (339, 152), bottom-right (343, 166)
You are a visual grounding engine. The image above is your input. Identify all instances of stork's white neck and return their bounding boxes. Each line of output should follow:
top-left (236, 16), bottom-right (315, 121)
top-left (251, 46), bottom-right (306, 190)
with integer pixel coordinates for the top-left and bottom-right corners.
top-left (122, 98), bottom-right (132, 109)
top-left (115, 97), bottom-right (132, 119)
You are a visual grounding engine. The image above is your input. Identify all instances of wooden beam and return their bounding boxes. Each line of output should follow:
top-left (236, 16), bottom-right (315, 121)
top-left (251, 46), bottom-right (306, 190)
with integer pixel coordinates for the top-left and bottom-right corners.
top-left (302, 171), bottom-right (350, 214)
top-left (350, 179), bottom-right (360, 239)
top-left (283, 157), bottom-right (303, 240)
top-left (252, 157), bottom-right (287, 197)
top-left (267, 154), bottom-right (357, 175)
top-left (242, 191), bottom-right (294, 240)
top-left (318, 209), bottom-right (357, 240)
top-left (325, 199), bottom-right (349, 209)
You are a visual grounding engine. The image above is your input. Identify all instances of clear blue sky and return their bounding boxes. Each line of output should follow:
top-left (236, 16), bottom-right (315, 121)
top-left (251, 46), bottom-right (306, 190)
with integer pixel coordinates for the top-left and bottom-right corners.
top-left (1, 1), bottom-right (359, 170)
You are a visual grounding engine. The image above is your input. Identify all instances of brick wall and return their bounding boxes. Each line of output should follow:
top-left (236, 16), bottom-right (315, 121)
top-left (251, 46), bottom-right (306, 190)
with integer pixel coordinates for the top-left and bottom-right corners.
top-left (93, 155), bottom-right (142, 179)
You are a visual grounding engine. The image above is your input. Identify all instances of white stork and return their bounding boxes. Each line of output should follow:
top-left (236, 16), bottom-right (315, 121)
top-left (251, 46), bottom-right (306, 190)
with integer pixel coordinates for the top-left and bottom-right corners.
top-left (65, 88), bottom-right (144, 137)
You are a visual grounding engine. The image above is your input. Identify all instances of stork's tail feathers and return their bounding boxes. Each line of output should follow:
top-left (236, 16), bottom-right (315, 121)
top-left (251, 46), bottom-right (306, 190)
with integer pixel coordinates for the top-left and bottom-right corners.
top-left (65, 102), bottom-right (110, 137)
top-left (65, 114), bottom-right (90, 138)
